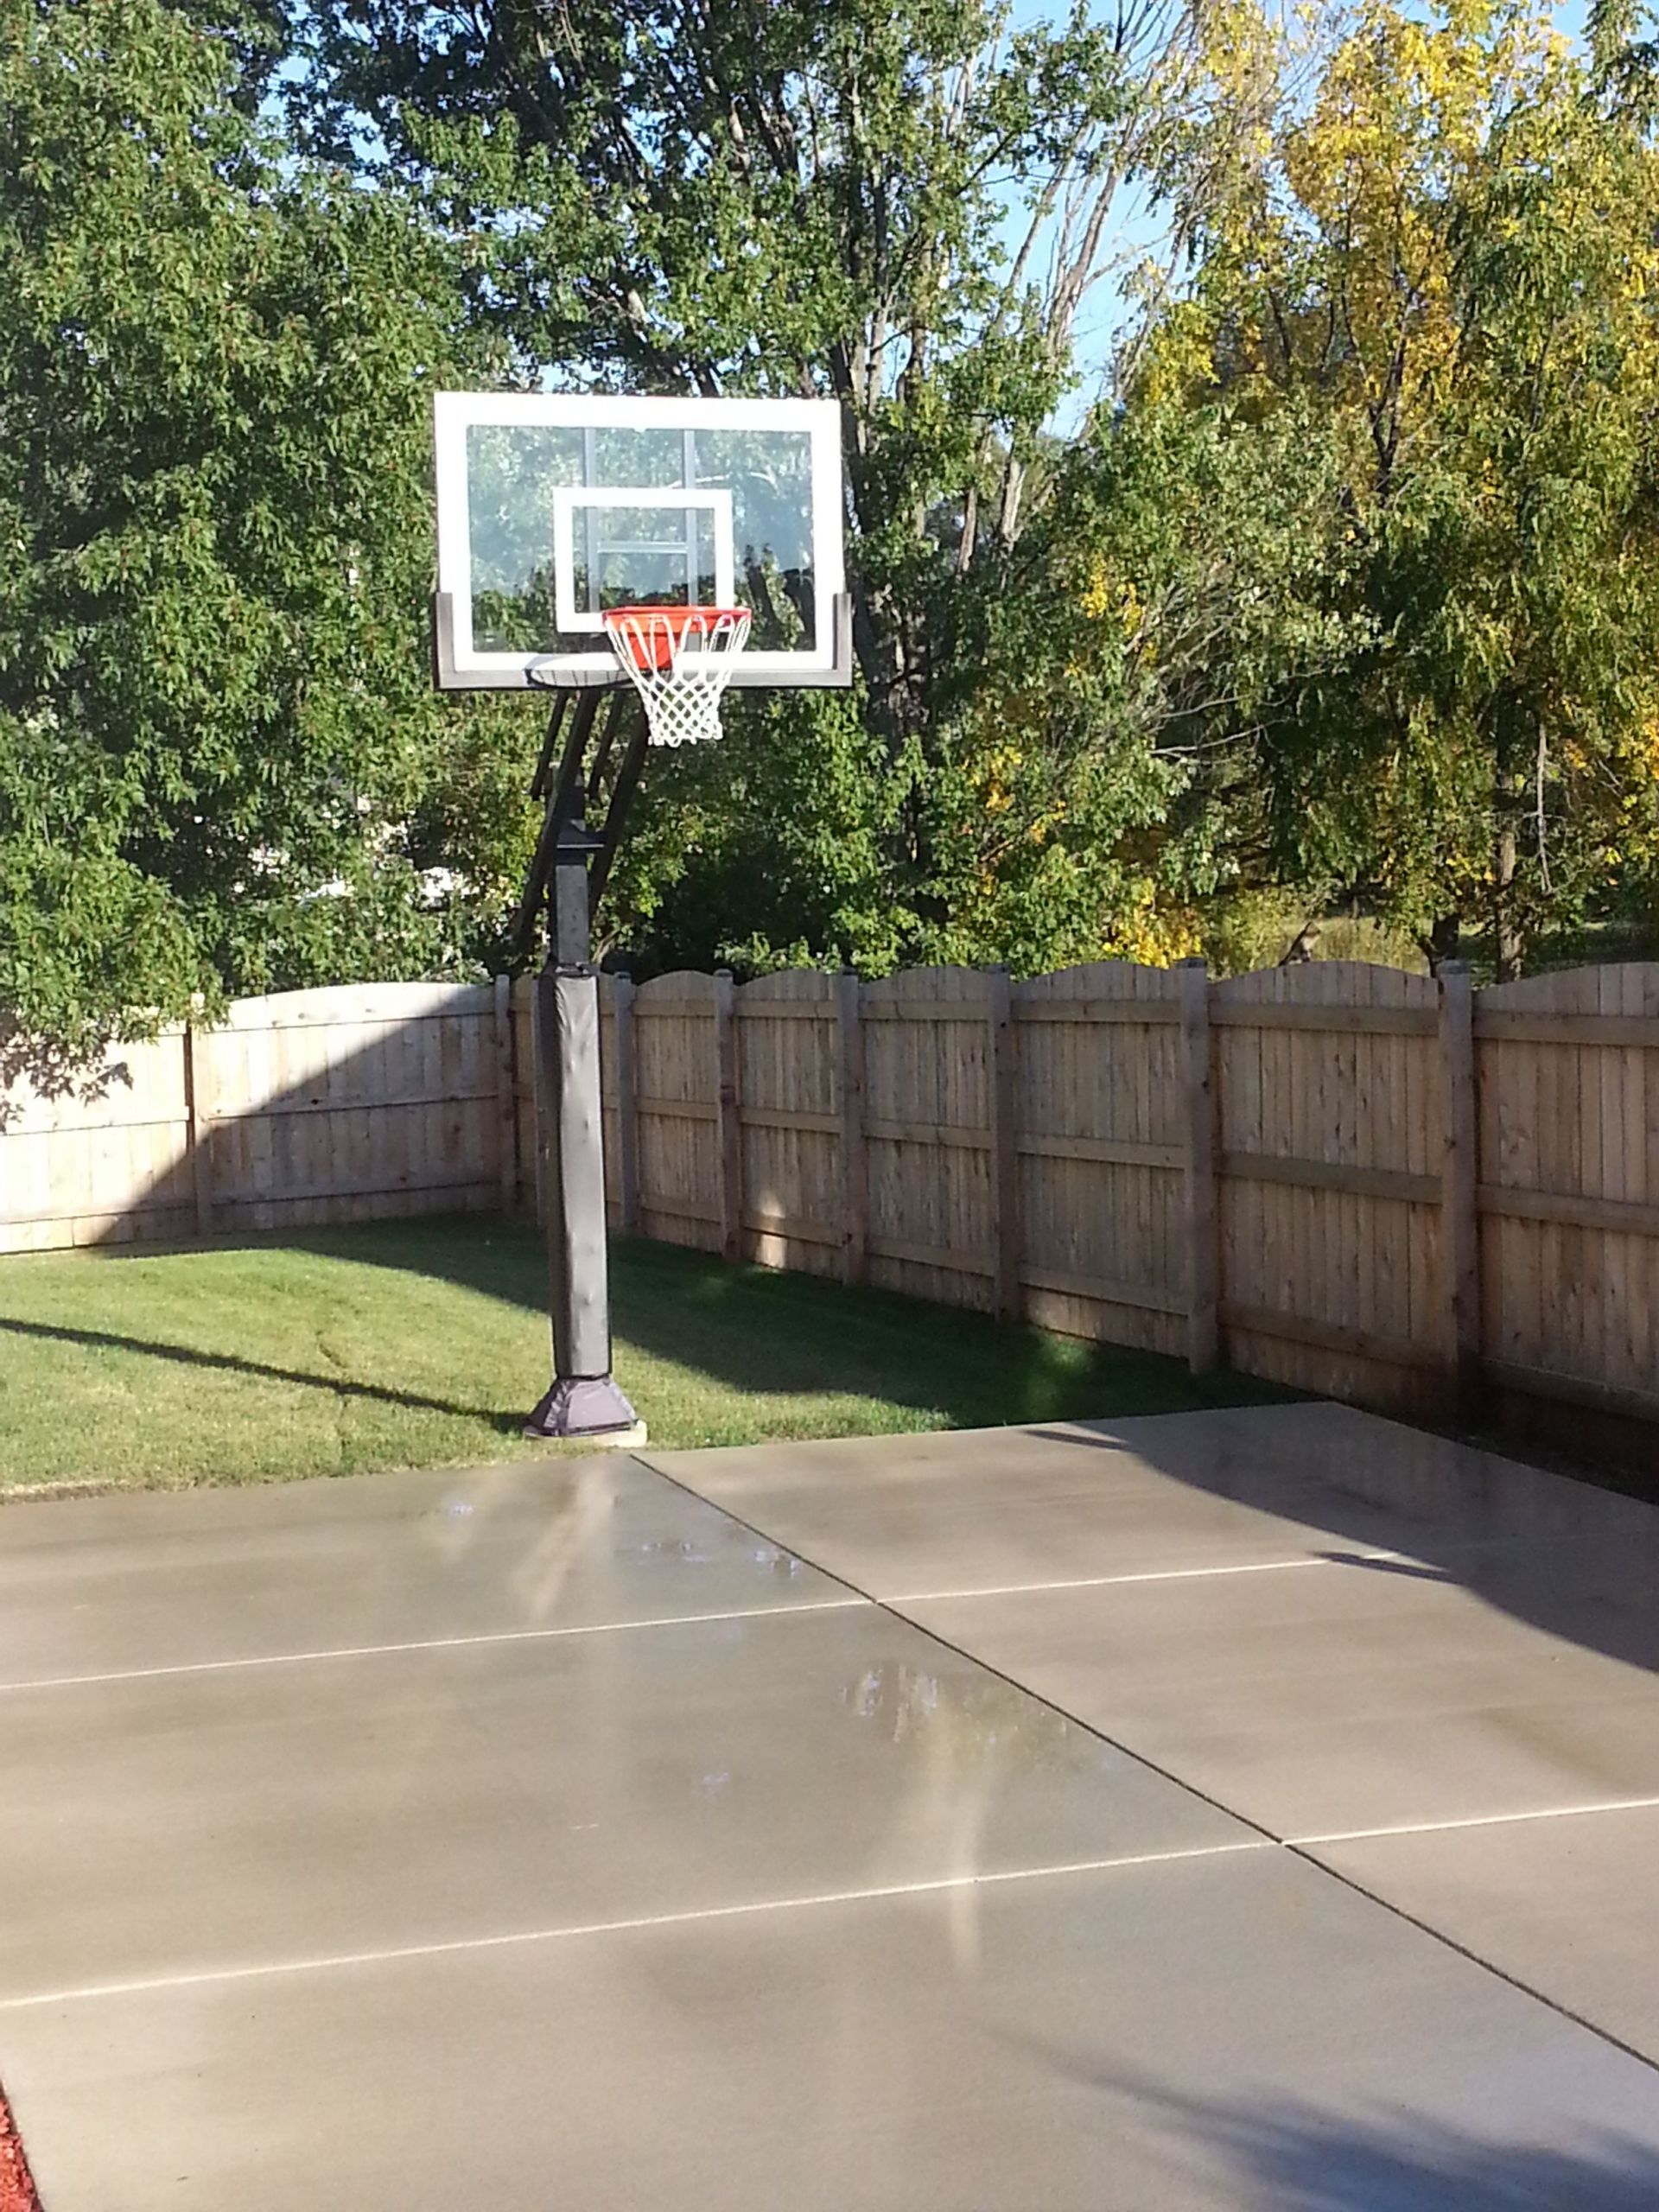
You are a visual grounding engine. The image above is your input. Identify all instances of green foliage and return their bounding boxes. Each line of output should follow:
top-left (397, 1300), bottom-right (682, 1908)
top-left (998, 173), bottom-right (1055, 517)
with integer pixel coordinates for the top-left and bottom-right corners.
top-left (1195, 891), bottom-right (1430, 976)
top-left (604, 687), bottom-right (918, 977)
top-left (1142, 0), bottom-right (1659, 973)
top-left (913, 393), bottom-right (1372, 966)
top-left (296, 0), bottom-right (1263, 974)
top-left (0, 0), bottom-right (532, 1057)
top-left (13, 0), bottom-right (1659, 1040)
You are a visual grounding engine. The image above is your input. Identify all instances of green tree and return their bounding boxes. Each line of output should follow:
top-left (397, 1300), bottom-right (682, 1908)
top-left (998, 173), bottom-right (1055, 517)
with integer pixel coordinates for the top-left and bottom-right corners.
top-left (918, 391), bottom-right (1370, 969)
top-left (1137, 0), bottom-right (1659, 974)
top-left (0, 0), bottom-right (530, 1066)
top-left (298, 0), bottom-right (1274, 973)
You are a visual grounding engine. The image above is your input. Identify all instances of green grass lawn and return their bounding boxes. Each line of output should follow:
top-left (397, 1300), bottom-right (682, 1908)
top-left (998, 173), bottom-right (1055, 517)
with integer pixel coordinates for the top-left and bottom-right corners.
top-left (0, 1217), bottom-right (1287, 1493)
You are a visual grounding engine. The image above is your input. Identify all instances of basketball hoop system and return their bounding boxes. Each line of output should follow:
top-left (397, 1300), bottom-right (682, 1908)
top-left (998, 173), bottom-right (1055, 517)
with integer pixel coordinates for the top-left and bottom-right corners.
top-left (431, 392), bottom-right (849, 1443)
top-left (601, 605), bottom-right (752, 747)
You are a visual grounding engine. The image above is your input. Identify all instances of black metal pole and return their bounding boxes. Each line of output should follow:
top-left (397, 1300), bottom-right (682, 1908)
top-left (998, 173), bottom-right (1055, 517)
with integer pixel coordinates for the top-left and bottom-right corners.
top-left (523, 760), bottom-right (639, 1442)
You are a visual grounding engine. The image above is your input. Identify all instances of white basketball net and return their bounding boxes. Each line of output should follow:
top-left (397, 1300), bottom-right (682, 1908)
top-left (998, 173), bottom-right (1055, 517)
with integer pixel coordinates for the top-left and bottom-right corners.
top-left (601, 606), bottom-right (753, 748)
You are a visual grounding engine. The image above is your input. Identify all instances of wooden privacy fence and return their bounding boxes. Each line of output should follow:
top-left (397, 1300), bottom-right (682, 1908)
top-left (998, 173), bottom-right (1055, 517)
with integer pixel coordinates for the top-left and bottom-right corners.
top-left (0, 981), bottom-right (516, 1249)
top-left (544, 958), bottom-right (1659, 1442)
top-left (7, 958), bottom-right (1659, 1452)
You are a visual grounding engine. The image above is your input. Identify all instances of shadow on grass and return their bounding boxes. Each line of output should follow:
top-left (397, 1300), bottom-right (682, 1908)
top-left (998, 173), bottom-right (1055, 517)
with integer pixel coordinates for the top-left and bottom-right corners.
top-left (244, 1213), bottom-right (1294, 1433)
top-left (0, 1313), bottom-right (525, 1433)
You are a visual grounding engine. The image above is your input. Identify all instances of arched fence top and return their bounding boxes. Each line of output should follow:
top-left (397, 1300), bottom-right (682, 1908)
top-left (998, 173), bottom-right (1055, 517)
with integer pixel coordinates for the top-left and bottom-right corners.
top-left (1211, 959), bottom-right (1437, 1007)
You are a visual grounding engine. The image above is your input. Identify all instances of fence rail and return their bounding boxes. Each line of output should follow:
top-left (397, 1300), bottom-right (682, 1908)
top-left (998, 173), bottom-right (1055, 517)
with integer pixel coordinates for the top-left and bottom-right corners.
top-left (8, 959), bottom-right (1659, 1455)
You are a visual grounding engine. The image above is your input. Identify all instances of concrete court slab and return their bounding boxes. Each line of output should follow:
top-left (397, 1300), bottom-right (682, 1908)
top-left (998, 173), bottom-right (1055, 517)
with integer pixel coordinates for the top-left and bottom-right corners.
top-left (3, 1414), bottom-right (1659, 2207)
top-left (7, 1853), bottom-right (1659, 2210)
top-left (902, 1552), bottom-right (1659, 1837)
top-left (644, 1409), bottom-right (1659, 1831)
top-left (0, 1599), bottom-right (1246, 1999)
top-left (645, 1402), bottom-right (1659, 2057)
top-left (1313, 1805), bottom-right (1659, 2067)
top-left (641, 1400), bottom-right (1659, 1600)
top-left (0, 1452), bottom-right (846, 1682)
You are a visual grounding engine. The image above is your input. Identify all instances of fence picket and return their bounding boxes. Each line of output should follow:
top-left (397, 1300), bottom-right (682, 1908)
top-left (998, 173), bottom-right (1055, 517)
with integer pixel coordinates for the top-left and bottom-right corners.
top-left (714, 971), bottom-right (741, 1262)
top-left (1438, 963), bottom-right (1481, 1416)
top-left (613, 976), bottom-right (639, 1236)
top-left (838, 971), bottom-right (868, 1287)
top-left (987, 968), bottom-right (1020, 1323)
top-left (1179, 960), bottom-right (1219, 1374)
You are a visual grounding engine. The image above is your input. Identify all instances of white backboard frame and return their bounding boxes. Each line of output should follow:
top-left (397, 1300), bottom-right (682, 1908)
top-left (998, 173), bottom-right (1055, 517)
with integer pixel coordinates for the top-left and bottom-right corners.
top-left (550, 485), bottom-right (735, 635)
top-left (433, 391), bottom-right (850, 690)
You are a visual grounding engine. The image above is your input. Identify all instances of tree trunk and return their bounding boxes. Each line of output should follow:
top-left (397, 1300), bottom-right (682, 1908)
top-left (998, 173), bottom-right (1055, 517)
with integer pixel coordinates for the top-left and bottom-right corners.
top-left (1493, 824), bottom-right (1522, 983)
top-left (1426, 913), bottom-right (1462, 973)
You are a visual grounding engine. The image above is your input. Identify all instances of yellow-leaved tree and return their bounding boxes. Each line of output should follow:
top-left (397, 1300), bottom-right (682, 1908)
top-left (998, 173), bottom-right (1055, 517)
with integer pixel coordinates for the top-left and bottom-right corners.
top-left (1118, 0), bottom-right (1659, 972)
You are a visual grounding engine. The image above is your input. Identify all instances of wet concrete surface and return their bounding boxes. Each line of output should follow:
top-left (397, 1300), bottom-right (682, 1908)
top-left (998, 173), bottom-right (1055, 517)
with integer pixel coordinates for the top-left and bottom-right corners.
top-left (3, 1407), bottom-right (1657, 2205)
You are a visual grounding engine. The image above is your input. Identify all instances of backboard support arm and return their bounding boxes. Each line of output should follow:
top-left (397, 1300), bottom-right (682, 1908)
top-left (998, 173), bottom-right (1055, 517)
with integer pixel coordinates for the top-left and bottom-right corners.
top-left (588, 715), bottom-right (651, 914)
top-left (529, 692), bottom-right (570, 804)
top-left (512, 692), bottom-right (600, 963)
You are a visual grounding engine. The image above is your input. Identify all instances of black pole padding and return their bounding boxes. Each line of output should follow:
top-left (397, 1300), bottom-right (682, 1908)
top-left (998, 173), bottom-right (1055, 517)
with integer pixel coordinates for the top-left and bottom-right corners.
top-left (522, 747), bottom-right (639, 1443)
top-left (524, 964), bottom-right (638, 1441)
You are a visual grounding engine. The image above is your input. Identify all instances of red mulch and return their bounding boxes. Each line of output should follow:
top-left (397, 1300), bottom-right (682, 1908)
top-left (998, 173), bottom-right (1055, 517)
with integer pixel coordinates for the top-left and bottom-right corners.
top-left (0, 2080), bottom-right (42, 2212)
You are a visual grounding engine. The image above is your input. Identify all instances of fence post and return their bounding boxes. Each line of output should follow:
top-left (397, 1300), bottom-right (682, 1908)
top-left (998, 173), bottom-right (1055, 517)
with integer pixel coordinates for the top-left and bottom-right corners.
top-left (837, 970), bottom-right (868, 1286)
top-left (613, 975), bottom-right (639, 1236)
top-left (714, 970), bottom-right (741, 1261)
top-left (987, 966), bottom-right (1020, 1323)
top-left (493, 975), bottom-right (518, 1214)
top-left (1179, 958), bottom-right (1220, 1373)
top-left (182, 1020), bottom-right (214, 1242)
top-left (1438, 960), bottom-right (1482, 1421)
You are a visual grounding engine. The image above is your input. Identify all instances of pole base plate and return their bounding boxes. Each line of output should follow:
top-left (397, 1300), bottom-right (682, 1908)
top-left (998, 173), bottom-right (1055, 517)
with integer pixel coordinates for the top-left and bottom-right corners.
top-left (523, 1375), bottom-right (643, 1446)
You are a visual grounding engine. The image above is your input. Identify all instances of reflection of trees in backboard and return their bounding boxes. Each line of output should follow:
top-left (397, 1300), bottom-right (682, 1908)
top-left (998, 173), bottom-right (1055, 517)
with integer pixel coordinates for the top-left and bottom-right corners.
top-left (696, 429), bottom-right (816, 652)
top-left (739, 549), bottom-right (811, 650)
top-left (465, 423), bottom-right (583, 653)
top-left (472, 574), bottom-right (560, 655)
top-left (462, 419), bottom-right (819, 656)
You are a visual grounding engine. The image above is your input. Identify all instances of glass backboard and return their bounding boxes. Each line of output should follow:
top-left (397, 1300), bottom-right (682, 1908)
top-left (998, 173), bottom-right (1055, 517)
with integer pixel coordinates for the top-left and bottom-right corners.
top-left (433, 394), bottom-right (849, 690)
